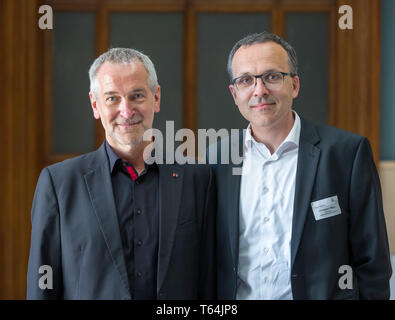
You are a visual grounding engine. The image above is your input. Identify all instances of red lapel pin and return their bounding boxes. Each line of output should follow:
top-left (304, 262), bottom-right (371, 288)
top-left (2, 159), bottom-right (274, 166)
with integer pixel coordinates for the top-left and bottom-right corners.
top-left (172, 173), bottom-right (179, 178)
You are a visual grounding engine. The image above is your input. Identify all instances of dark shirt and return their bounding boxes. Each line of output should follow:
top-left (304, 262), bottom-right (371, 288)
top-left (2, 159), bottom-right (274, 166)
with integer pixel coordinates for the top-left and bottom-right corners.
top-left (105, 140), bottom-right (159, 300)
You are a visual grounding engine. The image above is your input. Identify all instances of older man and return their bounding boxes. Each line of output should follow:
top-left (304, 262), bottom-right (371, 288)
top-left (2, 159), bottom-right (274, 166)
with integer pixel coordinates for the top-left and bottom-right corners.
top-left (209, 32), bottom-right (392, 299)
top-left (27, 48), bottom-right (216, 300)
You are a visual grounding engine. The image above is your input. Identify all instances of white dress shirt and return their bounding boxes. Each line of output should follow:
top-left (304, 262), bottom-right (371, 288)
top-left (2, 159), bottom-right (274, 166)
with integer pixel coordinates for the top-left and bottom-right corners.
top-left (236, 112), bottom-right (301, 300)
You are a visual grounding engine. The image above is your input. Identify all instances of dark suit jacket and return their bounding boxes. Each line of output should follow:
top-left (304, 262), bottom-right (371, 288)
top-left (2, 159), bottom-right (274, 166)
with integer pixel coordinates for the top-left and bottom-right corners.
top-left (27, 143), bottom-right (216, 300)
top-left (208, 117), bottom-right (392, 300)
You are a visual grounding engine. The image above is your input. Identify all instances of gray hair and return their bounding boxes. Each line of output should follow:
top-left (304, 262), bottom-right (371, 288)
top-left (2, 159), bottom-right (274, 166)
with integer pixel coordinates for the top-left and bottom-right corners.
top-left (227, 32), bottom-right (298, 81)
top-left (89, 48), bottom-right (158, 97)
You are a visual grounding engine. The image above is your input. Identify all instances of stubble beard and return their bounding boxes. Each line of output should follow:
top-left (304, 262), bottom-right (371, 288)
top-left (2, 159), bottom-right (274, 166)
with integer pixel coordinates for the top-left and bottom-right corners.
top-left (109, 121), bottom-right (150, 148)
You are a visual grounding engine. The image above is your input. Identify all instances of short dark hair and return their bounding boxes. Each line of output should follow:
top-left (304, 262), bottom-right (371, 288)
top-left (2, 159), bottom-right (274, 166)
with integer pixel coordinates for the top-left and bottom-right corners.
top-left (227, 31), bottom-right (298, 81)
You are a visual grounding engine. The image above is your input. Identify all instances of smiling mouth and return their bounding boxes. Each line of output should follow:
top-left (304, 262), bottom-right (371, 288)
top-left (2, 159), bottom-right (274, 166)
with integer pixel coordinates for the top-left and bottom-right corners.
top-left (250, 103), bottom-right (275, 110)
top-left (117, 120), bottom-right (143, 127)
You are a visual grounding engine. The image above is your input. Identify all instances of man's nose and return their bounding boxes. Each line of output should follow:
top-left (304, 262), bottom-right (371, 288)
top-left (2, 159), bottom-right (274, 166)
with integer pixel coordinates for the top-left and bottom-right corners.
top-left (253, 77), bottom-right (270, 96)
top-left (119, 97), bottom-right (134, 118)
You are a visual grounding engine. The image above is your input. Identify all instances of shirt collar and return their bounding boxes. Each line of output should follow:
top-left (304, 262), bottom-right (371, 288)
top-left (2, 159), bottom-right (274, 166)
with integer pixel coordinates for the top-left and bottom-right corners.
top-left (244, 110), bottom-right (301, 157)
top-left (105, 140), bottom-right (158, 174)
top-left (278, 110), bottom-right (301, 153)
top-left (105, 140), bottom-right (121, 173)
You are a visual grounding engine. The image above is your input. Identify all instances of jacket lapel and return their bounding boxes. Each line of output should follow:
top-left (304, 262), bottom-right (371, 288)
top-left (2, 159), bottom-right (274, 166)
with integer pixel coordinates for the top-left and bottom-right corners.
top-left (156, 163), bottom-right (184, 292)
top-left (291, 119), bottom-right (321, 267)
top-left (83, 144), bottom-right (131, 297)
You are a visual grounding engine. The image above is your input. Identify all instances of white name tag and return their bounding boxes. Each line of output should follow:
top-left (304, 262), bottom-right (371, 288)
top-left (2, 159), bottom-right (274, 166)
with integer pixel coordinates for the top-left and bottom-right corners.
top-left (311, 195), bottom-right (342, 221)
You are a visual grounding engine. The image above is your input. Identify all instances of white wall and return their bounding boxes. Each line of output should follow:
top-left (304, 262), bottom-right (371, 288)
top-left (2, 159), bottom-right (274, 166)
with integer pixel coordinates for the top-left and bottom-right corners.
top-left (379, 162), bottom-right (395, 299)
top-left (390, 256), bottom-right (395, 300)
top-left (379, 161), bottom-right (395, 254)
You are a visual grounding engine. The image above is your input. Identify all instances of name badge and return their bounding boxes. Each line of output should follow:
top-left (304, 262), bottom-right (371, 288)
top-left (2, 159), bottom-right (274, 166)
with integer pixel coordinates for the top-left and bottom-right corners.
top-left (311, 195), bottom-right (342, 221)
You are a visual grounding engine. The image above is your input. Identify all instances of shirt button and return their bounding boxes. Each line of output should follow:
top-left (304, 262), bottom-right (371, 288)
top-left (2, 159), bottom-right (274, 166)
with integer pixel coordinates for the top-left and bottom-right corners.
top-left (262, 187), bottom-right (269, 194)
top-left (136, 209), bottom-right (142, 215)
top-left (264, 217), bottom-right (270, 223)
top-left (137, 240), bottom-right (143, 246)
top-left (263, 248), bottom-right (269, 254)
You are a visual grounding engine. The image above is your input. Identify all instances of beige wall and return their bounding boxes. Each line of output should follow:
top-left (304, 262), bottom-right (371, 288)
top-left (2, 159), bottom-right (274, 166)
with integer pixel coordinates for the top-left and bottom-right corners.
top-left (379, 161), bottom-right (395, 254)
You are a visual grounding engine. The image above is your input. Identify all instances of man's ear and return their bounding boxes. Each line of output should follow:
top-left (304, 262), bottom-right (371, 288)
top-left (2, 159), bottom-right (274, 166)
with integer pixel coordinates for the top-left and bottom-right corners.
top-left (153, 85), bottom-right (161, 113)
top-left (229, 85), bottom-right (238, 105)
top-left (292, 75), bottom-right (300, 99)
top-left (89, 92), bottom-right (100, 119)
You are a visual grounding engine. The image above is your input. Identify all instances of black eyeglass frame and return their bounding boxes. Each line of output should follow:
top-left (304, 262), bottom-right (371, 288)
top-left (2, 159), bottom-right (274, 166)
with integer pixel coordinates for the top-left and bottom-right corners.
top-left (231, 71), bottom-right (297, 89)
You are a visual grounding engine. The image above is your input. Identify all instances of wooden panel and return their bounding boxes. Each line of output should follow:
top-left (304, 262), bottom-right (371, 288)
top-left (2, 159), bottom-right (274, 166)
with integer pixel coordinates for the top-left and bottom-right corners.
top-left (194, 0), bottom-right (333, 11)
top-left (46, 0), bottom-right (99, 11)
top-left (370, 0), bottom-right (381, 163)
top-left (328, 4), bottom-right (337, 136)
top-left (183, 0), bottom-right (198, 134)
top-left (0, 0), bottom-right (43, 299)
top-left (105, 0), bottom-right (185, 12)
top-left (46, 0), bottom-right (185, 11)
top-left (271, 6), bottom-right (285, 37)
top-left (334, 0), bottom-right (381, 163)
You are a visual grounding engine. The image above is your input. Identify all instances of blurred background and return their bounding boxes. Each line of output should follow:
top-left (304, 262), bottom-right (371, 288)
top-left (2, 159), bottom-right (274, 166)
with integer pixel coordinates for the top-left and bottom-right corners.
top-left (0, 0), bottom-right (394, 299)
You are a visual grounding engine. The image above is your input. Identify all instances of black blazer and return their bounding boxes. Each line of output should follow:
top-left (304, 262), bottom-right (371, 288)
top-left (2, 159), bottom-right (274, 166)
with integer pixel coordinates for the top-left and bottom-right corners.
top-left (209, 117), bottom-right (392, 299)
top-left (27, 143), bottom-right (216, 300)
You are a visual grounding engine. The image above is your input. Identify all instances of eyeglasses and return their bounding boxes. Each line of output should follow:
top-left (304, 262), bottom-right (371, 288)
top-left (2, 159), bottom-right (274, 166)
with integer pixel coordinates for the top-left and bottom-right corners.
top-left (231, 71), bottom-right (296, 91)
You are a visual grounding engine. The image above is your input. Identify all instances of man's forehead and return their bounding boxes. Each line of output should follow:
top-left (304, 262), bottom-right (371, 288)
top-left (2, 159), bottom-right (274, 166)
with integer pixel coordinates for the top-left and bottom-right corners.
top-left (232, 42), bottom-right (289, 73)
top-left (97, 61), bottom-right (148, 88)
top-left (97, 60), bottom-right (144, 76)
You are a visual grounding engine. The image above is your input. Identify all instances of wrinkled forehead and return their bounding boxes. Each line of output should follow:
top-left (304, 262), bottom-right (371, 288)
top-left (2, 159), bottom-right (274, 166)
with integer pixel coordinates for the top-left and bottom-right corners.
top-left (97, 60), bottom-right (146, 78)
top-left (96, 61), bottom-right (149, 90)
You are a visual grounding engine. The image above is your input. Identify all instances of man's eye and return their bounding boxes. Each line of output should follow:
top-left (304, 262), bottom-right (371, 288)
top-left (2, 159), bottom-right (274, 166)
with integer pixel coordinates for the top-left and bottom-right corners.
top-left (238, 76), bottom-right (254, 85)
top-left (106, 96), bottom-right (118, 103)
top-left (132, 93), bottom-right (145, 100)
top-left (265, 73), bottom-right (282, 82)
